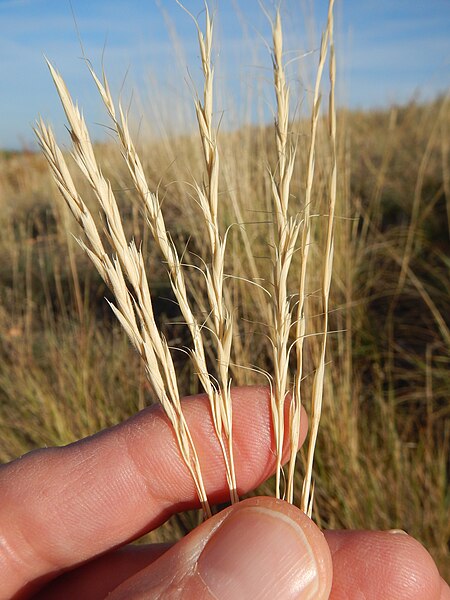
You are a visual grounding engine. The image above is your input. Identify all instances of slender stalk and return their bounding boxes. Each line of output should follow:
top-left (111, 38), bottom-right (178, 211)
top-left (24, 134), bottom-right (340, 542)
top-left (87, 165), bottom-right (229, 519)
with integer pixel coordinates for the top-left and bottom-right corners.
top-left (300, 0), bottom-right (336, 515)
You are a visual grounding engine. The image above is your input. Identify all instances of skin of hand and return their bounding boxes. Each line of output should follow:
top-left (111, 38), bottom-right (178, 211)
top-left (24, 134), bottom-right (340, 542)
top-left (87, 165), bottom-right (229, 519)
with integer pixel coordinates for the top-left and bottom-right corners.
top-left (0, 387), bottom-right (448, 600)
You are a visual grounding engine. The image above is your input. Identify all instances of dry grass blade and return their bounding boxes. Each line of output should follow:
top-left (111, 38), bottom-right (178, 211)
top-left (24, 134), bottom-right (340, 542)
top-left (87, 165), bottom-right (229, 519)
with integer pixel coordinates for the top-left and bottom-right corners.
top-left (300, 0), bottom-right (336, 515)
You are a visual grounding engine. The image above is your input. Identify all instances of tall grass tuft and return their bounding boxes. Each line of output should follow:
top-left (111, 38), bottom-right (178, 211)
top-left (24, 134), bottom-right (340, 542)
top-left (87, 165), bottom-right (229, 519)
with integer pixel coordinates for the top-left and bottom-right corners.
top-left (34, 0), bottom-right (337, 516)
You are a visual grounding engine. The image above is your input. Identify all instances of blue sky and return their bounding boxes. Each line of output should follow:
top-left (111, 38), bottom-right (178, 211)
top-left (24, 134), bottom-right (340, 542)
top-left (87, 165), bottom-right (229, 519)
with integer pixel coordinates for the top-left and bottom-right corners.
top-left (0, 0), bottom-right (449, 149)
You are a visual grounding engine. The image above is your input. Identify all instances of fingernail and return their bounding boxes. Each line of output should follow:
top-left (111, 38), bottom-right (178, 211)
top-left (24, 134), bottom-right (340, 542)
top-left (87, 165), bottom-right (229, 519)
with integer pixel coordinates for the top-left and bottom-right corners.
top-left (387, 529), bottom-right (408, 535)
top-left (198, 506), bottom-right (319, 600)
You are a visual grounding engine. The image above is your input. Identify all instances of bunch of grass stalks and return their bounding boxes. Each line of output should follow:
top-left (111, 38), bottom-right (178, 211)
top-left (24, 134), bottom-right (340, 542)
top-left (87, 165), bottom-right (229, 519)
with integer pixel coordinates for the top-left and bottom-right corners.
top-left (34, 0), bottom-right (336, 518)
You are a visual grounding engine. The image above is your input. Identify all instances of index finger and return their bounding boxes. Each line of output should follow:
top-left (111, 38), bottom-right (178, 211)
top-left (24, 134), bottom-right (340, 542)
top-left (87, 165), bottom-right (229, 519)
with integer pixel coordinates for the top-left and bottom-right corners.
top-left (0, 386), bottom-right (307, 599)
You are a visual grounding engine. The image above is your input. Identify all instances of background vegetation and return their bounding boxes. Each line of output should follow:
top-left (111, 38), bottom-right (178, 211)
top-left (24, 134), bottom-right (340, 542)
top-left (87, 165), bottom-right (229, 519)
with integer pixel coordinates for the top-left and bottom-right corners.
top-left (0, 94), bottom-right (448, 577)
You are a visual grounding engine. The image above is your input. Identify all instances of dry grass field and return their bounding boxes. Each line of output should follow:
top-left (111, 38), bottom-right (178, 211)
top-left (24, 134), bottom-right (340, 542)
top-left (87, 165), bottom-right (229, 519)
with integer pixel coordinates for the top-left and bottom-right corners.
top-left (0, 5), bottom-right (448, 580)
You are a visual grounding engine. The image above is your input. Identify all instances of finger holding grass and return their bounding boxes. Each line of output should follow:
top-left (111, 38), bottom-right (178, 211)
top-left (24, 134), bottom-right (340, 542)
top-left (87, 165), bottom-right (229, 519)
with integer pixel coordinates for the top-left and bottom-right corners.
top-left (1, 388), bottom-right (446, 600)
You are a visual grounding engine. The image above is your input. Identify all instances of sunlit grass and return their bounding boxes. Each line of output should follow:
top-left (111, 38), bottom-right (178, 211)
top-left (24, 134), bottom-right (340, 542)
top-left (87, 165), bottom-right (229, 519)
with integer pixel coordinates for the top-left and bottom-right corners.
top-left (0, 41), bottom-right (448, 579)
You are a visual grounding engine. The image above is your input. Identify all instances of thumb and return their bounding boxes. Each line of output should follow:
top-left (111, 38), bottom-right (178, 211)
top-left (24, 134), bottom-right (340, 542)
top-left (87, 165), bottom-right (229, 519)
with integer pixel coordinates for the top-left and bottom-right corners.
top-left (109, 497), bottom-right (333, 599)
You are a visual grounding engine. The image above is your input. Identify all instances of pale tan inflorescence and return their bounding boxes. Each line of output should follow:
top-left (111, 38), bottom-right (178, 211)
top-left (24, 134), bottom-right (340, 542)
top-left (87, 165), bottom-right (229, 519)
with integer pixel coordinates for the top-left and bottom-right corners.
top-left (35, 102), bottom-right (211, 516)
top-left (36, 0), bottom-right (336, 519)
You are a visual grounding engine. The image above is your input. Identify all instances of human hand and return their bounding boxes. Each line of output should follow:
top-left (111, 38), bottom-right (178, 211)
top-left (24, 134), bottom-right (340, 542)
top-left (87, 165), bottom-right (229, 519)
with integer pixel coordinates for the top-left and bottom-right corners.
top-left (0, 388), bottom-right (448, 599)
